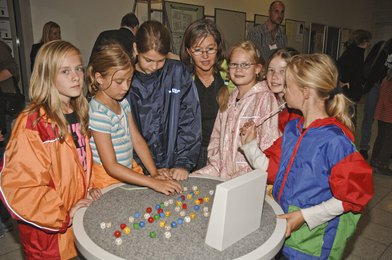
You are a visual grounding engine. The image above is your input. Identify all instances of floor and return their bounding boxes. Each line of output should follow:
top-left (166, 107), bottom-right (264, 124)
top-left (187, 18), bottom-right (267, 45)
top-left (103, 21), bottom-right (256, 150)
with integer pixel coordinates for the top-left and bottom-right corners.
top-left (0, 101), bottom-right (391, 260)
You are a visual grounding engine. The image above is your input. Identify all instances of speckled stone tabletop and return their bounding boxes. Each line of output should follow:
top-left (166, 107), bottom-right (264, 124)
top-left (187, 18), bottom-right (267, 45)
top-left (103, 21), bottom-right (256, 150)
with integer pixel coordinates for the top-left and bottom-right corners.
top-left (82, 178), bottom-right (276, 260)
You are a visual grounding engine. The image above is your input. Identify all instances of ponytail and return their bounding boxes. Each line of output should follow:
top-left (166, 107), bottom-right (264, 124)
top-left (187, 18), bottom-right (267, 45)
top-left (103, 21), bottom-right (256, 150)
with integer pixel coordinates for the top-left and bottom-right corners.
top-left (286, 54), bottom-right (355, 132)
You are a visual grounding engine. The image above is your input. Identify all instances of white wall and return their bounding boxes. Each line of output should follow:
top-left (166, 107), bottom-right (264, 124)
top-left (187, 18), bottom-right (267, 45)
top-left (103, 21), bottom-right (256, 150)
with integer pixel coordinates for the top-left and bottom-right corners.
top-left (29, 0), bottom-right (383, 64)
top-left (162, 0), bottom-right (374, 29)
top-left (30, 0), bottom-right (135, 64)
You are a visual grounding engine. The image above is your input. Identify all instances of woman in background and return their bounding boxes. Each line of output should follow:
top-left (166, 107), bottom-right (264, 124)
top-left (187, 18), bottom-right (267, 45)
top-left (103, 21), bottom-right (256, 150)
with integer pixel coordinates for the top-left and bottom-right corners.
top-left (337, 29), bottom-right (371, 126)
top-left (30, 21), bottom-right (61, 71)
top-left (371, 68), bottom-right (392, 176)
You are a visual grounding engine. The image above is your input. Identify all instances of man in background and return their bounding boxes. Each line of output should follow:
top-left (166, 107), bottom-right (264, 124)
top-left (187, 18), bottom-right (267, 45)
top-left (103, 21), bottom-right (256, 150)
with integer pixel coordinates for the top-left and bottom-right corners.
top-left (247, 1), bottom-right (287, 62)
top-left (90, 13), bottom-right (139, 61)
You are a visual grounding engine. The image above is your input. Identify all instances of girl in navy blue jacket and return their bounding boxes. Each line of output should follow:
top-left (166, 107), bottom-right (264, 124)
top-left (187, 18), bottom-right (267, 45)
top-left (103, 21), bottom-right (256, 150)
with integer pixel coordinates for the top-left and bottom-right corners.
top-left (126, 21), bottom-right (201, 180)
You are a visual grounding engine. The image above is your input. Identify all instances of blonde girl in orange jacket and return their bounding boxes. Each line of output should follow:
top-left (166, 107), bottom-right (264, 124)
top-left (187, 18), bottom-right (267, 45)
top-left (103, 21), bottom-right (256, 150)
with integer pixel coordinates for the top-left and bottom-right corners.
top-left (0, 40), bottom-right (101, 260)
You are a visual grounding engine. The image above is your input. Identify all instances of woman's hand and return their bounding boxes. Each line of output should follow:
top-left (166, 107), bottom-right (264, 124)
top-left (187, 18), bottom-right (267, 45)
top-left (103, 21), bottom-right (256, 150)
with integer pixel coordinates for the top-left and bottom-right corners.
top-left (170, 168), bottom-right (189, 181)
top-left (277, 210), bottom-right (305, 237)
top-left (240, 121), bottom-right (257, 145)
top-left (88, 188), bottom-right (102, 201)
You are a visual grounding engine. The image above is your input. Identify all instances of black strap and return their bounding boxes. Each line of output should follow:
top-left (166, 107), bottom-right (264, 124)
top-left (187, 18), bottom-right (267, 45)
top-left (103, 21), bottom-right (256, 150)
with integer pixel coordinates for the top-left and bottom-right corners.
top-left (328, 85), bottom-right (344, 100)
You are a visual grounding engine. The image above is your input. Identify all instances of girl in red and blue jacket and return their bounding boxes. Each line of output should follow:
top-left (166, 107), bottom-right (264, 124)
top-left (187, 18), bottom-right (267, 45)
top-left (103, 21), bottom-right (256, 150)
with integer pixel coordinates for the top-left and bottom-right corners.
top-left (241, 54), bottom-right (373, 260)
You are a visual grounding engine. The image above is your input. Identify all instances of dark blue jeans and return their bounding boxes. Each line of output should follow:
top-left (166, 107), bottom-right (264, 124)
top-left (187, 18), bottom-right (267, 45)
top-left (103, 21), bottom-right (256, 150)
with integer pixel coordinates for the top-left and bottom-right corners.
top-left (360, 83), bottom-right (380, 151)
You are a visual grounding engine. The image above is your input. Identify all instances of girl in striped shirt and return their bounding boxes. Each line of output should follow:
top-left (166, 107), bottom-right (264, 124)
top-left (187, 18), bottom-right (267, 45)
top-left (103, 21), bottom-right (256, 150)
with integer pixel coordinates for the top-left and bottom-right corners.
top-left (87, 43), bottom-right (182, 195)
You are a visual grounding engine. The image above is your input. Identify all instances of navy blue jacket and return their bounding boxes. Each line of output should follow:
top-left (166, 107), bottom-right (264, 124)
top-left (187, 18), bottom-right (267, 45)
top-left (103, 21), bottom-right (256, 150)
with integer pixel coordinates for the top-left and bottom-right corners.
top-left (127, 59), bottom-right (201, 173)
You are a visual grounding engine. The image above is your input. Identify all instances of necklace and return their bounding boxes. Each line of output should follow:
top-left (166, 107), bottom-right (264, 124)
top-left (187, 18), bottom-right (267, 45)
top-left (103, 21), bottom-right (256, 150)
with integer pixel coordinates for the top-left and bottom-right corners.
top-left (198, 75), bottom-right (214, 87)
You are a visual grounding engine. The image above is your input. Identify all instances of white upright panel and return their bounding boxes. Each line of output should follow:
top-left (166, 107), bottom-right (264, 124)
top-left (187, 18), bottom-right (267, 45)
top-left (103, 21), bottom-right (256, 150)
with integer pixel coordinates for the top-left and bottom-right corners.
top-left (205, 170), bottom-right (267, 251)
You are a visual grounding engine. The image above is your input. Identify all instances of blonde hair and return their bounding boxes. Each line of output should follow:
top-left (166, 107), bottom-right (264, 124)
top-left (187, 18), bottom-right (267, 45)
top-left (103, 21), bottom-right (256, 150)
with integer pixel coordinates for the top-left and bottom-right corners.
top-left (28, 40), bottom-right (89, 138)
top-left (41, 21), bottom-right (60, 43)
top-left (87, 43), bottom-right (133, 96)
top-left (228, 41), bottom-right (264, 68)
top-left (286, 54), bottom-right (354, 132)
top-left (217, 41), bottom-right (264, 112)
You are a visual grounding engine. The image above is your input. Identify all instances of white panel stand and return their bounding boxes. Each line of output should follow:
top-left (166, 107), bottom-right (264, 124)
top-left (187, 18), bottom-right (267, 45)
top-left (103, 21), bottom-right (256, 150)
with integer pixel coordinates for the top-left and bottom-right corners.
top-left (205, 170), bottom-right (267, 251)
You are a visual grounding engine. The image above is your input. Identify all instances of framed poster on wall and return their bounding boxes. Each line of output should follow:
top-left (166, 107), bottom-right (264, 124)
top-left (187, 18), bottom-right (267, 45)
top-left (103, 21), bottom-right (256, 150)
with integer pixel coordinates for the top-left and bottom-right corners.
top-left (164, 1), bottom-right (204, 54)
top-left (309, 23), bottom-right (326, 53)
top-left (0, 0), bottom-right (9, 17)
top-left (325, 26), bottom-right (341, 60)
top-left (285, 19), bottom-right (305, 53)
top-left (215, 8), bottom-right (246, 51)
top-left (151, 9), bottom-right (162, 23)
top-left (339, 28), bottom-right (352, 57)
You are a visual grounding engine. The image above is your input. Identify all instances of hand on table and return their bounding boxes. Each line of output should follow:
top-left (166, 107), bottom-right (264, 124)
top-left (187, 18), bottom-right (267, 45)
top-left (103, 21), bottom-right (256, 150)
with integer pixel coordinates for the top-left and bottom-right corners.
top-left (69, 198), bottom-right (93, 226)
top-left (88, 188), bottom-right (102, 201)
top-left (277, 210), bottom-right (305, 238)
top-left (170, 167), bottom-right (189, 181)
top-left (151, 178), bottom-right (182, 195)
top-left (156, 168), bottom-right (172, 179)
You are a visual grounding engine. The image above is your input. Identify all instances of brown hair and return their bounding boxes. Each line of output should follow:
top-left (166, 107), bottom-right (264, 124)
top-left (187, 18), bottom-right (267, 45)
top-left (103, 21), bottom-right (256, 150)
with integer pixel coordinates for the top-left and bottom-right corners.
top-left (266, 47), bottom-right (299, 69)
top-left (87, 43), bottom-right (133, 96)
top-left (180, 19), bottom-right (226, 73)
top-left (135, 21), bottom-right (171, 55)
top-left (345, 29), bottom-right (372, 47)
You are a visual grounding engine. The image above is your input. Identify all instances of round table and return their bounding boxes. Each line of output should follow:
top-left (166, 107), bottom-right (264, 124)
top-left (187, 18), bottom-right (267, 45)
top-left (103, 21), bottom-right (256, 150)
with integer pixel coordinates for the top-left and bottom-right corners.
top-left (74, 175), bottom-right (286, 260)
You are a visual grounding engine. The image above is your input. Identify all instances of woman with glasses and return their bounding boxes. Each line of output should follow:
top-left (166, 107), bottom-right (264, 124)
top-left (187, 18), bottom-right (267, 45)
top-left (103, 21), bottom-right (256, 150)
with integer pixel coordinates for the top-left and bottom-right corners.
top-left (180, 19), bottom-right (233, 170)
top-left (194, 41), bottom-right (280, 179)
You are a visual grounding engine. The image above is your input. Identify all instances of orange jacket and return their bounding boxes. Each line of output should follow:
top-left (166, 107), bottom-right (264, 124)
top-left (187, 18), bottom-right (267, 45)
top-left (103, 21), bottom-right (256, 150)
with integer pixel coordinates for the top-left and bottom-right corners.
top-left (0, 108), bottom-right (92, 259)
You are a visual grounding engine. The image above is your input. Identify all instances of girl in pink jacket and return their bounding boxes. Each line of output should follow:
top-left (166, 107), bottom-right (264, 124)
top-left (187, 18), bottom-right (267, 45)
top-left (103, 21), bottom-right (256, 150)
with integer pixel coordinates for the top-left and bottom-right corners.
top-left (194, 41), bottom-right (280, 179)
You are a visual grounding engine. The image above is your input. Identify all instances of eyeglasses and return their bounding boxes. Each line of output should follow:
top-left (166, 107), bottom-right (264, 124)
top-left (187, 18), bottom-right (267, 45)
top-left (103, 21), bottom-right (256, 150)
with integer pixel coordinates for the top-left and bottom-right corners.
top-left (228, 63), bottom-right (256, 70)
top-left (191, 47), bottom-right (218, 56)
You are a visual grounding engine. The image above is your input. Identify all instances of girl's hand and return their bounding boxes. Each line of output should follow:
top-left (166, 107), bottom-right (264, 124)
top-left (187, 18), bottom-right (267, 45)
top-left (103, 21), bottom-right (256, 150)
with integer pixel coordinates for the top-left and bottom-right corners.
top-left (151, 178), bottom-right (183, 195)
top-left (157, 168), bottom-right (172, 179)
top-left (277, 210), bottom-right (305, 237)
top-left (170, 168), bottom-right (189, 181)
top-left (68, 198), bottom-right (93, 226)
top-left (153, 174), bottom-right (171, 180)
top-left (88, 188), bottom-right (102, 201)
top-left (240, 121), bottom-right (257, 145)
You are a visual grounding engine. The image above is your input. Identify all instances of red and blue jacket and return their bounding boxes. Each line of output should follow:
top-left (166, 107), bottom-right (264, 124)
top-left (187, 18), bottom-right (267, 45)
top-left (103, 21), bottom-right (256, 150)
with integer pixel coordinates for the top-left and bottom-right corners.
top-left (265, 117), bottom-right (373, 259)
